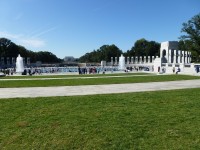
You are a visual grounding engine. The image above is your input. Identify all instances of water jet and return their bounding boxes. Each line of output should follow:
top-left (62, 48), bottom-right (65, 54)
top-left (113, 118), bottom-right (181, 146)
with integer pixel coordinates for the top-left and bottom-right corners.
top-left (118, 54), bottom-right (125, 70)
top-left (16, 54), bottom-right (24, 73)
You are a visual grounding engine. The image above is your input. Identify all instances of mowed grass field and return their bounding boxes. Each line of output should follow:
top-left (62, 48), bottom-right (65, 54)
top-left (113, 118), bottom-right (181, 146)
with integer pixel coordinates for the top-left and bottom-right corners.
top-left (0, 73), bottom-right (200, 88)
top-left (1, 73), bottom-right (200, 149)
top-left (0, 88), bottom-right (200, 149)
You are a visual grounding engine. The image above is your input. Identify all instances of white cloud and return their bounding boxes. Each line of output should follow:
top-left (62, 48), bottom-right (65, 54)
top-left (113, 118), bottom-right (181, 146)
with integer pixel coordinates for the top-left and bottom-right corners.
top-left (0, 31), bottom-right (46, 48)
top-left (21, 39), bottom-right (45, 48)
top-left (0, 31), bottom-right (23, 39)
top-left (31, 26), bottom-right (57, 38)
top-left (0, 26), bottom-right (57, 49)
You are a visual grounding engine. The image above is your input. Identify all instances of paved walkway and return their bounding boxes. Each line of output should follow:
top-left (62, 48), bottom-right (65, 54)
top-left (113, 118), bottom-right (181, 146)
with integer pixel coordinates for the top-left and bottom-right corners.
top-left (0, 79), bottom-right (200, 99)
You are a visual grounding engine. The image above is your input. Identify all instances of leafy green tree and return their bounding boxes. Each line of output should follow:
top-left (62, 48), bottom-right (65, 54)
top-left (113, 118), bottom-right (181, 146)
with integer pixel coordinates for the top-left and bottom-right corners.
top-left (123, 49), bottom-right (135, 57)
top-left (180, 13), bottom-right (200, 61)
top-left (0, 38), bottom-right (19, 57)
top-left (134, 38), bottom-right (149, 56)
top-left (79, 44), bottom-right (122, 63)
top-left (36, 51), bottom-right (62, 63)
top-left (146, 41), bottom-right (160, 56)
top-left (0, 38), bottom-right (12, 49)
top-left (124, 38), bottom-right (160, 57)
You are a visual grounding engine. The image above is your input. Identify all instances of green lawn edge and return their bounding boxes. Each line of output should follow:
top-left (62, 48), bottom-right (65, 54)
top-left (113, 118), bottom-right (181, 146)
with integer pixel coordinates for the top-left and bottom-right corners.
top-left (0, 72), bottom-right (149, 79)
top-left (0, 74), bottom-right (200, 88)
top-left (0, 88), bottom-right (200, 149)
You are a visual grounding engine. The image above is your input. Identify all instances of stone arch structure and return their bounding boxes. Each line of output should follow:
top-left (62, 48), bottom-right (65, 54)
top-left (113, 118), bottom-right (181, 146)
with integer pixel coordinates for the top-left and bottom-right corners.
top-left (160, 41), bottom-right (178, 63)
top-left (160, 41), bottom-right (191, 64)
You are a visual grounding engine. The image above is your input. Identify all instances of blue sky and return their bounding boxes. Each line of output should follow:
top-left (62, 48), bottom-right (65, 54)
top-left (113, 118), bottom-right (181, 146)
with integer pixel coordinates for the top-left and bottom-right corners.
top-left (0, 0), bottom-right (200, 58)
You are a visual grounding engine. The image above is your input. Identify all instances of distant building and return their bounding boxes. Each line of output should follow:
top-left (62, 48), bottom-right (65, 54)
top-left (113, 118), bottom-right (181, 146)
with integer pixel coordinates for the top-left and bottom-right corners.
top-left (64, 56), bottom-right (75, 63)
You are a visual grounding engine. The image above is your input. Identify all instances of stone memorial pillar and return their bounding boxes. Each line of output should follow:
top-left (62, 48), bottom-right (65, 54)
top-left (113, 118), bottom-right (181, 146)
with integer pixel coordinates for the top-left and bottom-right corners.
top-left (131, 57), bottom-right (133, 64)
top-left (189, 52), bottom-right (191, 63)
top-left (148, 56), bottom-right (150, 63)
top-left (178, 50), bottom-right (181, 63)
top-left (152, 56), bottom-right (155, 63)
top-left (184, 51), bottom-right (186, 63)
top-left (186, 51), bottom-right (188, 63)
top-left (115, 57), bottom-right (118, 65)
top-left (111, 57), bottom-right (113, 66)
top-left (168, 50), bottom-right (171, 63)
top-left (127, 57), bottom-right (129, 64)
top-left (176, 50), bottom-right (179, 63)
top-left (174, 50), bottom-right (177, 63)
top-left (144, 56), bottom-right (146, 63)
top-left (135, 56), bottom-right (138, 64)
top-left (139, 56), bottom-right (142, 64)
top-left (180, 51), bottom-right (183, 63)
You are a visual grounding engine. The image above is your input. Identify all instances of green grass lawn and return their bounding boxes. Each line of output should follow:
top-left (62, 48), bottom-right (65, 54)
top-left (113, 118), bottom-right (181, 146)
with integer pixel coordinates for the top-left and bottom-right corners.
top-left (0, 72), bottom-right (148, 79)
top-left (0, 88), bottom-right (200, 149)
top-left (0, 74), bottom-right (200, 88)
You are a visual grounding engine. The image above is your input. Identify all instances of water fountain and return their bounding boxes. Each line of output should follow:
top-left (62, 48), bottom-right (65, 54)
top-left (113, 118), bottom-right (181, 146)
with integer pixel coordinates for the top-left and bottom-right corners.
top-left (16, 54), bottom-right (24, 73)
top-left (118, 54), bottom-right (125, 70)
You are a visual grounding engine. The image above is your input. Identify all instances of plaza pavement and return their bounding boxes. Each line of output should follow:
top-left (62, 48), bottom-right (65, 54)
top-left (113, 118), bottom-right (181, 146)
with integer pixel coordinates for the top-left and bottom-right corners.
top-left (0, 79), bottom-right (200, 99)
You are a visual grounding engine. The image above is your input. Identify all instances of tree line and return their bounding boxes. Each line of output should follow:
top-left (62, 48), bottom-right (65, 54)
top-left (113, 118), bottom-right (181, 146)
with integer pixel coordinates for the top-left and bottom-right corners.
top-left (0, 38), bottom-right (62, 63)
top-left (79, 39), bottom-right (160, 63)
top-left (0, 13), bottom-right (199, 63)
